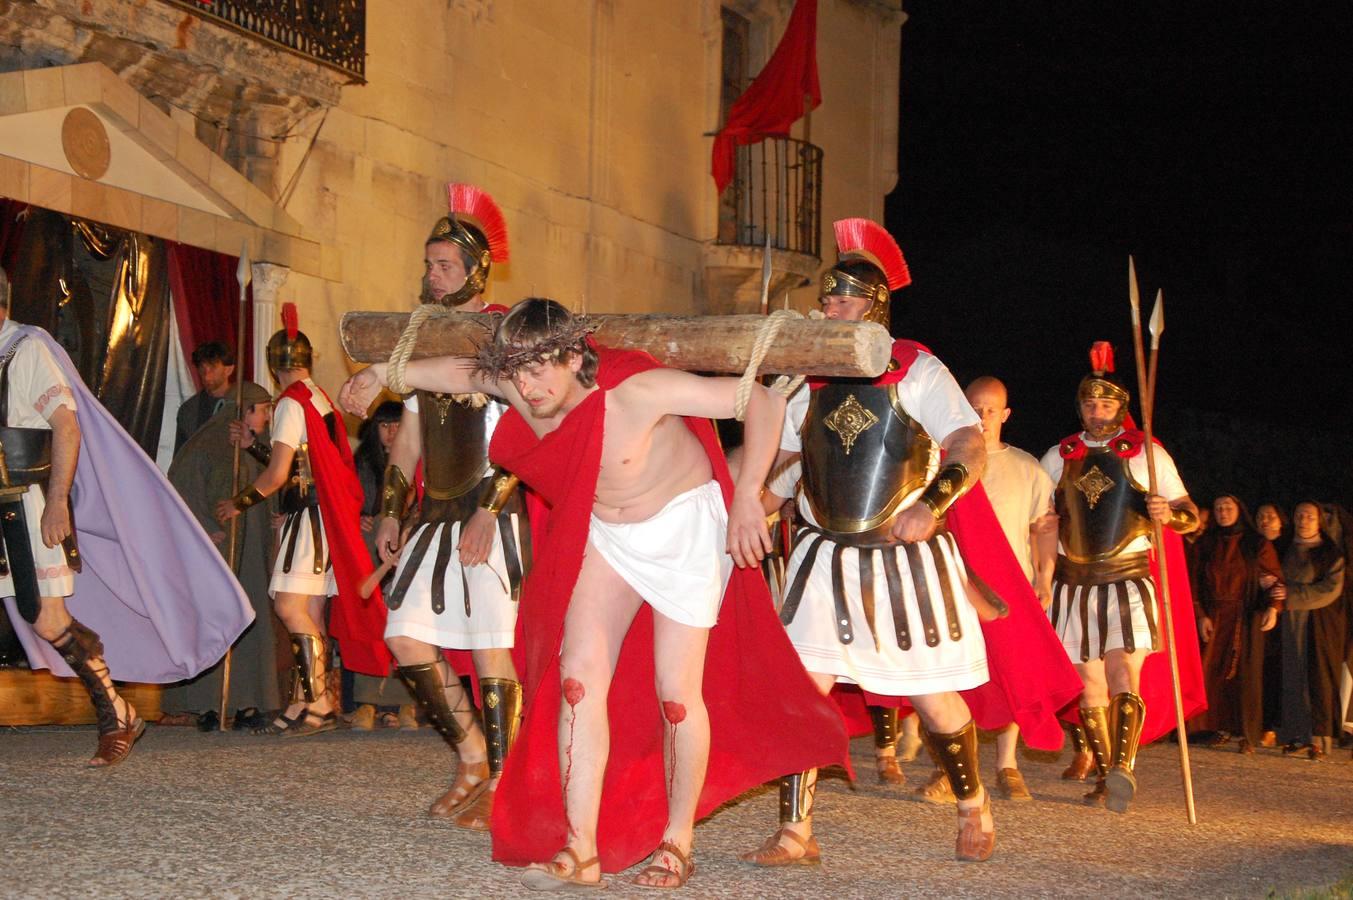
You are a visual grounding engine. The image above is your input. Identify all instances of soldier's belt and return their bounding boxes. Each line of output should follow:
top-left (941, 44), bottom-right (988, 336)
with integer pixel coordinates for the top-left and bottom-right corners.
top-left (1054, 552), bottom-right (1150, 587)
top-left (0, 427), bottom-right (52, 485)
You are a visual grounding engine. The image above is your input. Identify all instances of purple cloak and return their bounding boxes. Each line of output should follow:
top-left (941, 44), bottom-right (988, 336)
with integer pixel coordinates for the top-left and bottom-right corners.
top-left (2, 324), bottom-right (254, 682)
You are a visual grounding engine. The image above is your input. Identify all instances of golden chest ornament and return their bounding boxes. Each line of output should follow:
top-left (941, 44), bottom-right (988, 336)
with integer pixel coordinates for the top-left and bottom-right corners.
top-left (1074, 465), bottom-right (1116, 509)
top-left (822, 394), bottom-right (878, 455)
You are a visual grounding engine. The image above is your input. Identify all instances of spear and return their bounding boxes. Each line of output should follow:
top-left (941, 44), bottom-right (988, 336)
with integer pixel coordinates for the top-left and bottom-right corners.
top-left (218, 241), bottom-right (251, 729)
top-left (758, 233), bottom-right (773, 316)
top-left (1127, 257), bottom-right (1197, 825)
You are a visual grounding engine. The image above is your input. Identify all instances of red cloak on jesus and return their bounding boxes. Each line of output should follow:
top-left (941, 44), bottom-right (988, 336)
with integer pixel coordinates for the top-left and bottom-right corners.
top-left (487, 347), bottom-right (848, 873)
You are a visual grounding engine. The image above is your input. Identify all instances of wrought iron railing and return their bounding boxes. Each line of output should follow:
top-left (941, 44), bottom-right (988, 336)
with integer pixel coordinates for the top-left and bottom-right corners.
top-left (158, 0), bottom-right (366, 80)
top-left (717, 135), bottom-right (822, 259)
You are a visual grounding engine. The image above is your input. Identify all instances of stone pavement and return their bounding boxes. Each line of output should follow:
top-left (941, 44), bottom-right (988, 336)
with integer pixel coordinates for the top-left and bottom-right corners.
top-left (2, 724), bottom-right (1350, 899)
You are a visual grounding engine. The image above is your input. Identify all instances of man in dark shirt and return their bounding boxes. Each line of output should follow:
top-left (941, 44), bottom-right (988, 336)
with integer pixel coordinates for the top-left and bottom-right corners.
top-left (175, 341), bottom-right (236, 454)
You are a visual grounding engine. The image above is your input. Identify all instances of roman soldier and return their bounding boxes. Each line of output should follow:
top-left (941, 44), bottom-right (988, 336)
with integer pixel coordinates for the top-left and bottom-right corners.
top-left (1039, 342), bottom-right (1205, 813)
top-left (375, 184), bottom-right (529, 831)
top-left (0, 266), bottom-right (253, 766)
top-left (744, 220), bottom-right (1080, 866)
top-left (217, 304), bottom-right (386, 737)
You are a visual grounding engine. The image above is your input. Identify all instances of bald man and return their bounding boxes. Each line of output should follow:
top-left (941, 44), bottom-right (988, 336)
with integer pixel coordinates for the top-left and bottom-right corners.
top-left (915, 376), bottom-right (1058, 803)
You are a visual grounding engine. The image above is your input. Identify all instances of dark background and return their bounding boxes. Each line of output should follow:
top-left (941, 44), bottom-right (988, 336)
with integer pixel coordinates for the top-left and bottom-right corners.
top-left (884, 0), bottom-right (1353, 511)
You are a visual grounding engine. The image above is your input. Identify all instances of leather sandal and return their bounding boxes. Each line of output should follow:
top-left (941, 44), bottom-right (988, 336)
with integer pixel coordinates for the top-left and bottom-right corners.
top-left (739, 827), bottom-right (821, 867)
top-left (89, 716), bottom-right (145, 768)
top-left (429, 758), bottom-right (491, 819)
top-left (1061, 751), bottom-right (1094, 781)
top-left (995, 767), bottom-right (1032, 801)
top-left (253, 708), bottom-right (307, 736)
top-left (631, 841), bottom-right (694, 889)
top-left (279, 709), bottom-right (339, 738)
top-left (519, 847), bottom-right (605, 891)
top-left (876, 753), bottom-right (906, 785)
top-left (1083, 778), bottom-right (1108, 806)
top-left (913, 768), bottom-right (956, 805)
top-left (955, 791), bottom-right (995, 862)
top-left (452, 782), bottom-right (496, 831)
top-left (1105, 764), bottom-right (1136, 814)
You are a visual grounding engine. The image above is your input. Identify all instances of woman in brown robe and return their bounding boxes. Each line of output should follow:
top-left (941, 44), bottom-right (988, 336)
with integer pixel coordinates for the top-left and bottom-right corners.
top-left (1192, 495), bottom-right (1285, 752)
top-left (1279, 501), bottom-right (1347, 760)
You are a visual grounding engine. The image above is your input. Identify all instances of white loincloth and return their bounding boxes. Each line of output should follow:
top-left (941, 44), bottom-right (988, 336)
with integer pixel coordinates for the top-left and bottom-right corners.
top-left (587, 479), bottom-right (732, 629)
top-left (383, 513), bottom-right (525, 650)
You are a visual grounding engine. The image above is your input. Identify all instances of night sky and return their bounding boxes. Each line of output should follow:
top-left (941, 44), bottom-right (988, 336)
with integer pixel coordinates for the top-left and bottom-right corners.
top-left (884, 1), bottom-right (1353, 507)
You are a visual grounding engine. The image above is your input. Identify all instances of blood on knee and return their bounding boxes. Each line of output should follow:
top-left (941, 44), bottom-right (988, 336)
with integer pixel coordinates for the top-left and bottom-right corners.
top-left (562, 677), bottom-right (585, 707)
top-left (661, 700), bottom-right (687, 725)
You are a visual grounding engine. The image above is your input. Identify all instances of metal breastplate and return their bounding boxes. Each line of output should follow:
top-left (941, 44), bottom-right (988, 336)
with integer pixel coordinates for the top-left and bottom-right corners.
top-left (418, 390), bottom-right (490, 501)
top-left (1056, 445), bottom-right (1152, 564)
top-left (280, 411), bottom-right (336, 513)
top-left (800, 382), bottom-right (934, 536)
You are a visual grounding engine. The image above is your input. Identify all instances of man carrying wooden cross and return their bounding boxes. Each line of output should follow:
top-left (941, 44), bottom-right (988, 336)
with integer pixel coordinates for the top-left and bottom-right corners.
top-left (339, 297), bottom-right (847, 890)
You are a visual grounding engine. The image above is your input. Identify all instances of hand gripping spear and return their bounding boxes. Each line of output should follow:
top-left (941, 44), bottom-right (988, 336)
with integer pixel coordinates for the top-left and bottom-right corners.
top-left (218, 242), bottom-right (252, 729)
top-left (1127, 256), bottom-right (1198, 825)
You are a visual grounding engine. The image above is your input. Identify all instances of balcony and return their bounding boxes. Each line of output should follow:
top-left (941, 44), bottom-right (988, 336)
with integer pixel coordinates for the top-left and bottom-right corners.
top-left (157, 0), bottom-right (366, 81)
top-left (703, 135), bottom-right (823, 315)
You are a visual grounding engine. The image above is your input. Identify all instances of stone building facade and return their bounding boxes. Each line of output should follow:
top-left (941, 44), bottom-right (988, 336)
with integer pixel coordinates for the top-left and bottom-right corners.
top-left (0, 0), bottom-right (904, 394)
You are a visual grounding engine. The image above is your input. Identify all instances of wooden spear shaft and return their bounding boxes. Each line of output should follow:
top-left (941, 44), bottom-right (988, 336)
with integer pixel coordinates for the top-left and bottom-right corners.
top-left (1128, 259), bottom-right (1197, 825)
top-left (219, 243), bottom-right (252, 730)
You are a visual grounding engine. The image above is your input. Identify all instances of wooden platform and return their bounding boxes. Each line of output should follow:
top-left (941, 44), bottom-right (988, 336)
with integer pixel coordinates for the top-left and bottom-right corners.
top-left (0, 668), bottom-right (161, 725)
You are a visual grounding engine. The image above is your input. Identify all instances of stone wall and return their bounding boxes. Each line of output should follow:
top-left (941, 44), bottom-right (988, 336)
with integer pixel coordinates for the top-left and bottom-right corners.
top-left (1, 0), bottom-right (904, 396)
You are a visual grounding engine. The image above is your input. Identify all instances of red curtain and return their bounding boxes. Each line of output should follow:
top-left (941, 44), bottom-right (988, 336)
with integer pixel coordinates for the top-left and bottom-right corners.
top-left (711, 0), bottom-right (822, 193)
top-left (166, 242), bottom-right (254, 385)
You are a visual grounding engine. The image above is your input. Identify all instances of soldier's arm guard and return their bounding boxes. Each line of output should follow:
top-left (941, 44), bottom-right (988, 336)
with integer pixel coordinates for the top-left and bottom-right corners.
top-left (230, 485), bottom-right (266, 511)
top-left (245, 436), bottom-right (271, 466)
top-left (1166, 504), bottom-right (1199, 534)
top-left (381, 464), bottom-right (410, 520)
top-left (918, 461), bottom-right (972, 520)
top-left (479, 467), bottom-right (520, 515)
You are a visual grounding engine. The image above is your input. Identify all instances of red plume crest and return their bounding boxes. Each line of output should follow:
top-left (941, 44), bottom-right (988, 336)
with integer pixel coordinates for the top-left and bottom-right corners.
top-left (833, 218), bottom-right (911, 290)
top-left (1089, 341), bottom-right (1114, 375)
top-left (282, 302), bottom-right (299, 341)
top-left (447, 183), bottom-right (510, 263)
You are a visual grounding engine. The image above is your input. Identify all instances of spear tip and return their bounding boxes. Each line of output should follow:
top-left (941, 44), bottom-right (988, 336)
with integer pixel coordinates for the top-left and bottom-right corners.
top-left (1149, 288), bottom-right (1164, 337)
top-left (1128, 255), bottom-right (1140, 310)
top-left (236, 240), bottom-right (252, 288)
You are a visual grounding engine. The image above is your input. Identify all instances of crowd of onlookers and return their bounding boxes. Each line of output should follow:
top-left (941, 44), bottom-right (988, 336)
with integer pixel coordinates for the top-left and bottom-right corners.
top-left (1187, 498), bottom-right (1351, 759)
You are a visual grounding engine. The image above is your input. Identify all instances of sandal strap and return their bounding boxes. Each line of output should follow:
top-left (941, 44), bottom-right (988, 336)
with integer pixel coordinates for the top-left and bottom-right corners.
top-left (551, 847), bottom-right (599, 876)
top-left (772, 827), bottom-right (811, 852)
top-left (654, 841), bottom-right (691, 872)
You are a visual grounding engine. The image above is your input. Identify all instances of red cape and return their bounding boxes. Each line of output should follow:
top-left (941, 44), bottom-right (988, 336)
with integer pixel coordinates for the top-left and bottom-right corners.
top-left (820, 341), bottom-right (1083, 750)
top-left (281, 381), bottom-right (389, 676)
top-left (487, 348), bottom-right (848, 873)
top-left (1054, 432), bottom-right (1207, 743)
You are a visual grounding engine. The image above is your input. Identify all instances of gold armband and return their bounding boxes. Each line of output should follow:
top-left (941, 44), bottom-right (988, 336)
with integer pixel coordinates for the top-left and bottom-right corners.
top-left (380, 464), bottom-right (410, 520)
top-left (918, 461), bottom-right (972, 520)
top-left (478, 468), bottom-right (520, 515)
top-left (1167, 505), bottom-right (1199, 534)
top-left (231, 485), bottom-right (265, 512)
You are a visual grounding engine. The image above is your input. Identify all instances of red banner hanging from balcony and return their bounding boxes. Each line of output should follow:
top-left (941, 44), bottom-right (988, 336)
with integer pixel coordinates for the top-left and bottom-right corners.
top-left (711, 0), bottom-right (821, 194)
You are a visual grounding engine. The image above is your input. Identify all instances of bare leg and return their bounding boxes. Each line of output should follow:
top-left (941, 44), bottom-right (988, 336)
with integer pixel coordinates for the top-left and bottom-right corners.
top-left (631, 611), bottom-right (712, 887)
top-left (271, 591), bottom-right (333, 721)
top-left (33, 597), bottom-right (138, 743)
top-left (387, 635), bottom-right (487, 764)
top-left (742, 670), bottom-right (836, 863)
top-left (528, 545), bottom-right (643, 885)
top-left (898, 710), bottom-right (923, 761)
top-left (995, 724), bottom-right (1019, 771)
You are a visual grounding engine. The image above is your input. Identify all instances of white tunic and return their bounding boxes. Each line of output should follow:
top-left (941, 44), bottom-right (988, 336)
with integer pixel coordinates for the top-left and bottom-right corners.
top-left (0, 319), bottom-right (78, 600)
top-left (268, 379), bottom-right (337, 598)
top-left (981, 444), bottom-right (1055, 584)
top-left (776, 351), bottom-right (989, 697)
top-left (383, 392), bottom-right (522, 650)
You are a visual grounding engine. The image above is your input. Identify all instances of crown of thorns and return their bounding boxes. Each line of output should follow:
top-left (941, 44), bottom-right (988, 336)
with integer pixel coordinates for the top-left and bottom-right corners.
top-left (475, 315), bottom-right (597, 379)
